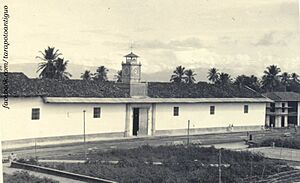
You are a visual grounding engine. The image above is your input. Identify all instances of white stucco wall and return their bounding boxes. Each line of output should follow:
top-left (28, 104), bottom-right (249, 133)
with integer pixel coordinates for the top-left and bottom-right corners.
top-left (0, 97), bottom-right (127, 141)
top-left (155, 103), bottom-right (266, 130)
top-left (1, 97), bottom-right (268, 141)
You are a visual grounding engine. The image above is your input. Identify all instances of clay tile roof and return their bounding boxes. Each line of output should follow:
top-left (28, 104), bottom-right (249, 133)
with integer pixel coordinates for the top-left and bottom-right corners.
top-left (147, 82), bottom-right (264, 98)
top-left (263, 92), bottom-right (300, 101)
top-left (1, 72), bottom-right (266, 99)
top-left (124, 52), bottom-right (139, 58)
top-left (0, 72), bottom-right (130, 98)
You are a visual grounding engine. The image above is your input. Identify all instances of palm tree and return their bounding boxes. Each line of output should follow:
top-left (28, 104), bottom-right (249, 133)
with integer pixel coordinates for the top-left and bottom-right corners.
top-left (94, 66), bottom-right (109, 81)
top-left (291, 73), bottom-right (299, 82)
top-left (36, 46), bottom-right (62, 79)
top-left (234, 75), bottom-right (260, 91)
top-left (261, 65), bottom-right (281, 92)
top-left (54, 58), bottom-right (72, 80)
top-left (216, 72), bottom-right (232, 85)
top-left (116, 70), bottom-right (122, 82)
top-left (280, 72), bottom-right (290, 91)
top-left (184, 69), bottom-right (196, 83)
top-left (249, 75), bottom-right (261, 91)
top-left (81, 70), bottom-right (92, 80)
top-left (170, 66), bottom-right (186, 83)
top-left (207, 68), bottom-right (219, 84)
top-left (234, 75), bottom-right (246, 87)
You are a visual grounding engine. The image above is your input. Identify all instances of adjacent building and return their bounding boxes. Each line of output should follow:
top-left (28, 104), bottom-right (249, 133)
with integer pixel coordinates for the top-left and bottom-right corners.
top-left (264, 92), bottom-right (300, 128)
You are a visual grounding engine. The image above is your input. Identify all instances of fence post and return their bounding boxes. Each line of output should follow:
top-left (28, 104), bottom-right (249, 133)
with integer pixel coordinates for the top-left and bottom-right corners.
top-left (219, 149), bottom-right (222, 183)
top-left (187, 120), bottom-right (190, 146)
top-left (83, 110), bottom-right (87, 160)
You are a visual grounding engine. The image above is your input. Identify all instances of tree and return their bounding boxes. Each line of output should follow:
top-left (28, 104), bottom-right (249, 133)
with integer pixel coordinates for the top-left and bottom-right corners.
top-left (170, 66), bottom-right (186, 83)
top-left (81, 70), bottom-right (92, 80)
top-left (184, 69), bottom-right (196, 83)
top-left (36, 46), bottom-right (62, 79)
top-left (94, 66), bottom-right (109, 81)
top-left (291, 73), bottom-right (299, 82)
top-left (261, 65), bottom-right (281, 92)
top-left (234, 75), bottom-right (260, 91)
top-left (116, 70), bottom-right (122, 82)
top-left (216, 72), bottom-right (232, 85)
top-left (280, 72), bottom-right (290, 91)
top-left (54, 58), bottom-right (72, 80)
top-left (207, 68), bottom-right (219, 84)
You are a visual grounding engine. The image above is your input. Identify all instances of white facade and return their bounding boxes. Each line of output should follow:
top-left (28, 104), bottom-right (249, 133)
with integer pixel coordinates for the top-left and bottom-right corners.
top-left (1, 97), bottom-right (126, 141)
top-left (155, 103), bottom-right (266, 131)
top-left (1, 96), bottom-right (267, 141)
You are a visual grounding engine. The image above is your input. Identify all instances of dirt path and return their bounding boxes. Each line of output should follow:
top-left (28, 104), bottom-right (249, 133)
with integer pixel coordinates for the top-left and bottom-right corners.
top-left (2, 163), bottom-right (85, 183)
top-left (2, 130), bottom-right (297, 161)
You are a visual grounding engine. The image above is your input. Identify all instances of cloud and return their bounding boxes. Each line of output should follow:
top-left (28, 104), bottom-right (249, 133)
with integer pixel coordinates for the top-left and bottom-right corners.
top-left (80, 29), bottom-right (129, 38)
top-left (218, 36), bottom-right (238, 45)
top-left (254, 32), bottom-right (287, 46)
top-left (136, 37), bottom-right (205, 50)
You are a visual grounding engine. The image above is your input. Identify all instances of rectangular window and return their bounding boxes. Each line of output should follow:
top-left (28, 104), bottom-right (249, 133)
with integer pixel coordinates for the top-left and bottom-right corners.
top-left (210, 106), bottom-right (215, 115)
top-left (31, 108), bottom-right (40, 120)
top-left (173, 107), bottom-right (179, 116)
top-left (93, 107), bottom-right (101, 118)
top-left (282, 103), bottom-right (285, 112)
top-left (270, 103), bottom-right (275, 112)
top-left (244, 105), bottom-right (249, 113)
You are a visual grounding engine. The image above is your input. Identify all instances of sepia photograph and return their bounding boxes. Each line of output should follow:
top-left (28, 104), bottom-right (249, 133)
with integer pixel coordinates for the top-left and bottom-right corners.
top-left (0, 0), bottom-right (300, 182)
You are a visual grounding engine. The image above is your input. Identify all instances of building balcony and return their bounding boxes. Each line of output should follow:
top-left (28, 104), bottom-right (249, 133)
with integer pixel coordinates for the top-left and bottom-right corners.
top-left (288, 112), bottom-right (298, 116)
top-left (266, 111), bottom-right (288, 116)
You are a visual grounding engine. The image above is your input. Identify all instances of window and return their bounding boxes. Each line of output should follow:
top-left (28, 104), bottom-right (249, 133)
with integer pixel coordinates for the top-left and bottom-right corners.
top-left (244, 105), bottom-right (249, 113)
top-left (282, 103), bottom-right (285, 112)
top-left (210, 106), bottom-right (215, 115)
top-left (173, 107), bottom-right (179, 116)
top-left (93, 107), bottom-right (101, 118)
top-left (270, 103), bottom-right (275, 112)
top-left (31, 108), bottom-right (40, 120)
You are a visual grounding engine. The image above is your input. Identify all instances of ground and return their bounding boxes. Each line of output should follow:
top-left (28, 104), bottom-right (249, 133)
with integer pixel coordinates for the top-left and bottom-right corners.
top-left (2, 129), bottom-right (300, 182)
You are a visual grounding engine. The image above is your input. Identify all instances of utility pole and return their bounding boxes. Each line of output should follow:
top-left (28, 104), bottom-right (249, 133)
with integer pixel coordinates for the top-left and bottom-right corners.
top-left (187, 120), bottom-right (190, 146)
top-left (219, 149), bottom-right (222, 183)
top-left (34, 138), bottom-right (37, 161)
top-left (83, 110), bottom-right (87, 160)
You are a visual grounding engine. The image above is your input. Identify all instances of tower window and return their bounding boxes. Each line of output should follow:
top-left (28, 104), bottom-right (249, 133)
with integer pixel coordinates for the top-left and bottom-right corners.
top-left (282, 103), bottom-right (285, 112)
top-left (210, 106), bottom-right (215, 115)
top-left (31, 108), bottom-right (40, 120)
top-left (173, 107), bottom-right (179, 116)
top-left (93, 107), bottom-right (101, 118)
top-left (244, 105), bottom-right (249, 113)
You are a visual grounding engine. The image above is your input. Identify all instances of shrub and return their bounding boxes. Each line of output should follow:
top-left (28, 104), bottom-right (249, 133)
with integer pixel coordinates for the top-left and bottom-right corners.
top-left (260, 138), bottom-right (300, 149)
top-left (3, 171), bottom-right (59, 183)
top-left (38, 145), bottom-right (292, 183)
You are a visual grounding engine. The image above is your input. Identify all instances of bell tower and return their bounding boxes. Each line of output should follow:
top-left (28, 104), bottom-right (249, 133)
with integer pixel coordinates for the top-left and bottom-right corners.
top-left (121, 52), bottom-right (141, 83)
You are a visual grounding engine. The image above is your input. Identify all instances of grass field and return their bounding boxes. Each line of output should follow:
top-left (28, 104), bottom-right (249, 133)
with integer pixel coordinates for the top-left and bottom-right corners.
top-left (30, 145), bottom-right (294, 183)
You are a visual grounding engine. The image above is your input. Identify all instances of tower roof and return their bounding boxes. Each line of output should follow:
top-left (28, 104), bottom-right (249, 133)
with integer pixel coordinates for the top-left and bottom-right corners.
top-left (124, 52), bottom-right (139, 58)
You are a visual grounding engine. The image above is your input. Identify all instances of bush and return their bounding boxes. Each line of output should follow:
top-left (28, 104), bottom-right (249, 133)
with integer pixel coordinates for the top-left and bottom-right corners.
top-left (260, 138), bottom-right (300, 149)
top-left (3, 171), bottom-right (59, 183)
top-left (16, 157), bottom-right (38, 165)
top-left (38, 145), bottom-right (292, 183)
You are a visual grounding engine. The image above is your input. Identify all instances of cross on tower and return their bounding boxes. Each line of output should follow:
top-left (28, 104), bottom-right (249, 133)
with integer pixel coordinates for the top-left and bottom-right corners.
top-left (130, 43), bottom-right (134, 52)
top-left (129, 42), bottom-right (134, 53)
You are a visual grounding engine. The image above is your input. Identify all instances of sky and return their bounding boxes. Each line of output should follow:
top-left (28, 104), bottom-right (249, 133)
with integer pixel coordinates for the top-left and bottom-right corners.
top-left (2, 0), bottom-right (300, 80)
